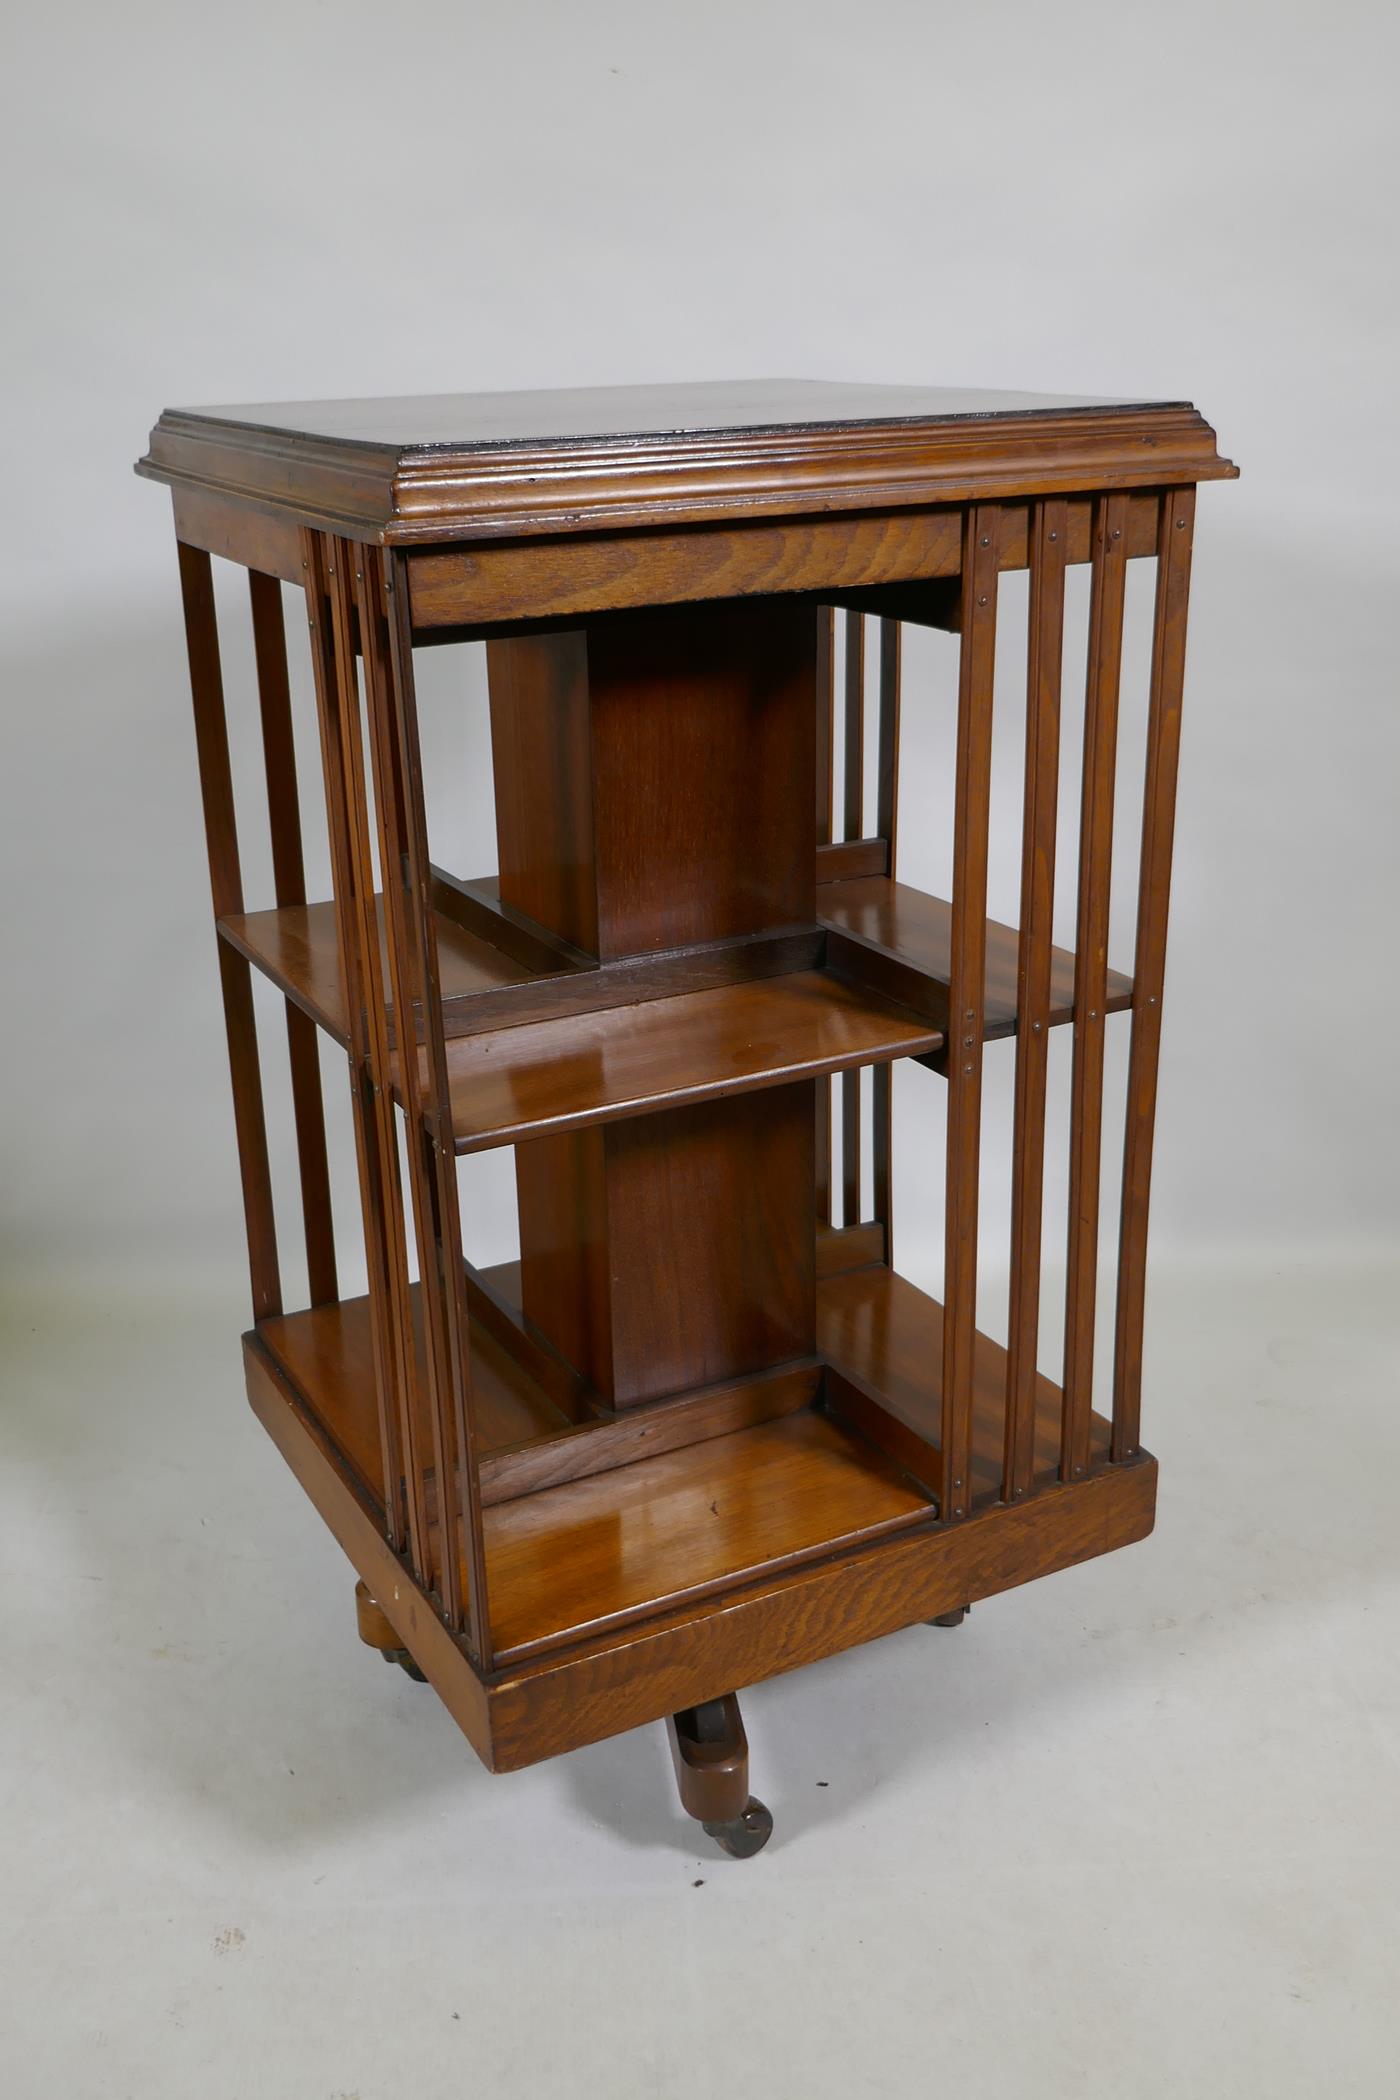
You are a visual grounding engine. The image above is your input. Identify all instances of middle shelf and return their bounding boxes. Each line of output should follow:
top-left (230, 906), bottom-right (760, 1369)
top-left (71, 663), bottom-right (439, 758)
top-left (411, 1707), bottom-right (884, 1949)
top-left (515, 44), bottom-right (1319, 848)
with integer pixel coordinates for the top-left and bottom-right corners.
top-left (220, 867), bottom-right (1133, 1153)
top-left (420, 969), bottom-right (939, 1152)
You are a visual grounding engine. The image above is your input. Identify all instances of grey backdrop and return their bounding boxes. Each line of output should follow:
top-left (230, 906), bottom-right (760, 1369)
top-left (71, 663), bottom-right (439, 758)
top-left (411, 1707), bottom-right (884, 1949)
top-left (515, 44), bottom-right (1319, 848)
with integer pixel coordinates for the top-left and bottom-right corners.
top-left (3, 0), bottom-right (1396, 1305)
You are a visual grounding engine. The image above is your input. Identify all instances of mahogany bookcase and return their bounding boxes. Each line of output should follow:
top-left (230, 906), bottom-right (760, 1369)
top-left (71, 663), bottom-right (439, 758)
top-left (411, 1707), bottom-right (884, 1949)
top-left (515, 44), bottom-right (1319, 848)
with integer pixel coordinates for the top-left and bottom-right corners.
top-left (138, 380), bottom-right (1235, 1856)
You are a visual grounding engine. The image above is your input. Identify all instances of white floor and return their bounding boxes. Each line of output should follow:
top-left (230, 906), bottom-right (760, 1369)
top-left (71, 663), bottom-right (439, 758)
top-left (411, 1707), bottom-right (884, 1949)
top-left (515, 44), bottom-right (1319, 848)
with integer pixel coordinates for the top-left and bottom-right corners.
top-left (2, 1256), bottom-right (1397, 2100)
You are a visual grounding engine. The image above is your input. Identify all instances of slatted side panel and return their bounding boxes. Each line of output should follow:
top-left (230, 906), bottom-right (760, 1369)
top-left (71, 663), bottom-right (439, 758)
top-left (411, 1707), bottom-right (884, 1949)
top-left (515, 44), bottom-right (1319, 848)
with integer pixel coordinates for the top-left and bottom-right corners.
top-left (285, 532), bottom-right (493, 1654)
top-left (380, 548), bottom-right (493, 1664)
top-left (810, 493), bottom-right (1196, 1510)
top-left (302, 532), bottom-right (419, 1568)
top-left (176, 542), bottom-right (283, 1323)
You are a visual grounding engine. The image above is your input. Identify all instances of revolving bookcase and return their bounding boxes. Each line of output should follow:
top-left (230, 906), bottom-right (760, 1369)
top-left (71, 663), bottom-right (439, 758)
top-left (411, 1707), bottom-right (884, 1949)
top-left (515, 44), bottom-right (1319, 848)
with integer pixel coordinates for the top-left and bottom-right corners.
top-left (138, 380), bottom-right (1235, 1856)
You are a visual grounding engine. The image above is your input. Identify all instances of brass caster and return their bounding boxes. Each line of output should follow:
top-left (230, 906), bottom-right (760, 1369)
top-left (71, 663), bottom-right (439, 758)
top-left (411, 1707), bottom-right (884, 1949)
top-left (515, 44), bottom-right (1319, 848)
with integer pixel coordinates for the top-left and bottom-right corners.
top-left (702, 1797), bottom-right (773, 1859)
top-left (927, 1606), bottom-right (968, 1628)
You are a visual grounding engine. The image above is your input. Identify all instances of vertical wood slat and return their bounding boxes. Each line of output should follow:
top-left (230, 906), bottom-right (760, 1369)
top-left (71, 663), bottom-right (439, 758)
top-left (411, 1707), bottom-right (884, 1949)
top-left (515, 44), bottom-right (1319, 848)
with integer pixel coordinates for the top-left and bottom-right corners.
top-left (355, 547), bottom-right (465, 1633)
top-left (1061, 491), bottom-right (1130, 1480)
top-left (176, 541), bottom-right (281, 1322)
top-left (1004, 499), bottom-right (1068, 1500)
top-left (815, 606), bottom-right (835, 847)
top-left (248, 568), bottom-right (338, 1308)
top-left (815, 1080), bottom-right (832, 1227)
top-left (876, 616), bottom-right (902, 872)
top-left (872, 1063), bottom-right (893, 1260)
top-left (941, 506), bottom-right (1001, 1521)
top-left (300, 531), bottom-right (411, 1563)
top-left (841, 1068), bottom-right (861, 1227)
top-left (383, 549), bottom-right (492, 1663)
top-left (840, 617), bottom-right (865, 1224)
top-left (843, 609), bottom-right (865, 841)
top-left (815, 605), bottom-right (836, 1226)
top-left (871, 617), bottom-right (902, 1260)
top-left (1112, 488), bottom-right (1197, 1460)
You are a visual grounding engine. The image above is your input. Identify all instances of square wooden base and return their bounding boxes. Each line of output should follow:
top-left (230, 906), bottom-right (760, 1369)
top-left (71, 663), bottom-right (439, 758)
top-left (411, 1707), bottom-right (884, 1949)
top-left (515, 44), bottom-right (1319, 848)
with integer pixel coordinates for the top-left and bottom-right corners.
top-left (243, 1316), bottom-right (1156, 1774)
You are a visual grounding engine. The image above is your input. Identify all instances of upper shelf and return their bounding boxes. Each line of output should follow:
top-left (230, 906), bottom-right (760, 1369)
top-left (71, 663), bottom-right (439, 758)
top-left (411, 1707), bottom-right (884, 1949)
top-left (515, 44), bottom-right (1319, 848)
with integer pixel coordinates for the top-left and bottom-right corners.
top-left (223, 871), bottom-right (1127, 1132)
top-left (221, 898), bottom-right (537, 1048)
top-left (820, 875), bottom-right (1133, 1039)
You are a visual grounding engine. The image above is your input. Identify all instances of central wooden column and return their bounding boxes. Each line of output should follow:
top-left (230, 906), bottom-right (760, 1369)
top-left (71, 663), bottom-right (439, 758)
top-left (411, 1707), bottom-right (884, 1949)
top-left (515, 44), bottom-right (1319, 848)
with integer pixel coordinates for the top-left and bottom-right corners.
top-left (488, 600), bottom-right (817, 1408)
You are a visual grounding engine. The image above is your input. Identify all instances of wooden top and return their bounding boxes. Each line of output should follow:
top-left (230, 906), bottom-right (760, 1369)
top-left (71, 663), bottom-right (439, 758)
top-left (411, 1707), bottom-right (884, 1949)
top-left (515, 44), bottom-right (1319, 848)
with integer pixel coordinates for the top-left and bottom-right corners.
top-left (148, 379), bottom-right (1178, 450)
top-left (137, 376), bottom-right (1236, 545)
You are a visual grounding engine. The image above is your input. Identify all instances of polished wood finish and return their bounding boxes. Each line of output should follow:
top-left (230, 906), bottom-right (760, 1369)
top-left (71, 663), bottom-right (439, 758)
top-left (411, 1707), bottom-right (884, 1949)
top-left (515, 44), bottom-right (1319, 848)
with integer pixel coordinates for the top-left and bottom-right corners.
top-left (1113, 489), bottom-right (1196, 1459)
top-left (172, 484), bottom-right (303, 584)
top-left (259, 1271), bottom-right (819, 1511)
top-left (139, 379), bottom-right (1235, 546)
top-left (419, 969), bottom-right (942, 1153)
top-left (482, 1409), bottom-right (930, 1664)
top-left (145, 376), bottom-right (1228, 1845)
top-left (480, 1361), bottom-right (822, 1509)
top-left (245, 1321), bottom-right (1155, 1773)
top-left (409, 507), bottom-right (970, 627)
top-left (1062, 493), bottom-right (1130, 1481)
top-left (176, 541), bottom-right (281, 1322)
top-left (403, 485), bottom-right (1172, 630)
top-left (248, 568), bottom-right (338, 1307)
top-left (517, 1082), bottom-right (815, 1408)
top-left (1004, 499), bottom-right (1068, 1499)
top-left (486, 629), bottom-right (597, 949)
top-left (941, 506), bottom-right (1001, 1524)
top-left (222, 888), bottom-right (820, 1046)
top-left (217, 895), bottom-right (534, 1045)
top-left (667, 1694), bottom-right (760, 1839)
top-left (383, 543), bottom-right (495, 1656)
top-left (818, 875), bottom-right (1132, 1039)
top-left (307, 532), bottom-right (425, 1579)
top-left (491, 601), bottom-right (815, 960)
top-left (353, 1578), bottom-right (400, 1654)
top-left (819, 1262), bottom-right (1111, 1504)
top-left (815, 604), bottom-right (835, 846)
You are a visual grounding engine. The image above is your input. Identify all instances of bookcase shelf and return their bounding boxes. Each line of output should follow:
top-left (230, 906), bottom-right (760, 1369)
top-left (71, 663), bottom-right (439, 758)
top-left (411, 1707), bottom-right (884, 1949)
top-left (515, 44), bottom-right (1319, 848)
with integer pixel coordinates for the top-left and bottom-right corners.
top-left (426, 967), bottom-right (940, 1151)
top-left (819, 876), bottom-right (1133, 1039)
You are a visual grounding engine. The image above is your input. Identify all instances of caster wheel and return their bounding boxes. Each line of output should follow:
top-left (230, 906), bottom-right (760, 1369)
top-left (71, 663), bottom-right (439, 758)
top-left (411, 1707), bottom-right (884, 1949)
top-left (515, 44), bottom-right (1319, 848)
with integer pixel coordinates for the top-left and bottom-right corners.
top-left (702, 1797), bottom-right (773, 1858)
top-left (927, 1607), bottom-right (967, 1628)
top-left (381, 1647), bottom-right (427, 1683)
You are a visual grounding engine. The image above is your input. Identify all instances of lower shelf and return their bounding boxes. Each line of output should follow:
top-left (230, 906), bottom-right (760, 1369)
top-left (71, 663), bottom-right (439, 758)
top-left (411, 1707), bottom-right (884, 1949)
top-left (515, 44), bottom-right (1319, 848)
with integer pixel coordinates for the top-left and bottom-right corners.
top-left (257, 1289), bottom-right (575, 1507)
top-left (819, 1262), bottom-right (1111, 1502)
top-left (483, 1411), bottom-right (930, 1662)
top-left (251, 1260), bottom-right (1111, 1668)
